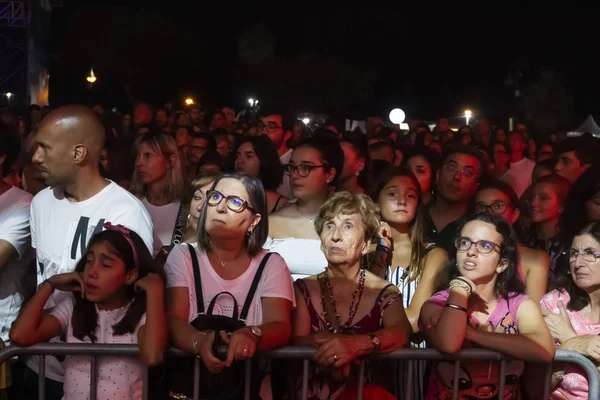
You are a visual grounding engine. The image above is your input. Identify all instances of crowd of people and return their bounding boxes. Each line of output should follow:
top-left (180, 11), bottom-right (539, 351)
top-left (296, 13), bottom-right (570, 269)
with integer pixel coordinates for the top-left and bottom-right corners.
top-left (0, 102), bottom-right (599, 399)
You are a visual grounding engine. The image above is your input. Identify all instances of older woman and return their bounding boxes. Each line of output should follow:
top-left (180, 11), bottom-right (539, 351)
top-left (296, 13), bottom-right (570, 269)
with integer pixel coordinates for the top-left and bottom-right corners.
top-left (420, 213), bottom-right (555, 399)
top-left (290, 192), bottom-right (411, 399)
top-left (165, 172), bottom-right (295, 399)
top-left (541, 221), bottom-right (600, 400)
top-left (183, 171), bottom-right (219, 243)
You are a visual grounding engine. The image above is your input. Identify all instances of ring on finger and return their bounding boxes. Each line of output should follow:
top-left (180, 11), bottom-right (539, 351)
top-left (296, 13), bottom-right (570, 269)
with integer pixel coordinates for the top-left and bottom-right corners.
top-left (243, 347), bottom-right (248, 354)
top-left (332, 354), bottom-right (339, 363)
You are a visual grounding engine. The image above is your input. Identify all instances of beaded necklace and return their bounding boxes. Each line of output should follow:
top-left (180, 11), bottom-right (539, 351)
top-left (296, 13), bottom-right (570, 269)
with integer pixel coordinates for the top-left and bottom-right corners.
top-left (320, 267), bottom-right (366, 333)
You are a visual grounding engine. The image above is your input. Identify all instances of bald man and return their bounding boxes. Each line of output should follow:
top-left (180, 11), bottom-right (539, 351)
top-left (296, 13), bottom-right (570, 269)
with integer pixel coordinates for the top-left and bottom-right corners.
top-left (23, 105), bottom-right (155, 400)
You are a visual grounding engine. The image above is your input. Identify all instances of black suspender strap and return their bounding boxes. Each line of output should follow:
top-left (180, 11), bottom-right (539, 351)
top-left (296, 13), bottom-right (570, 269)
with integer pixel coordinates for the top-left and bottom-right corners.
top-left (186, 244), bottom-right (205, 315)
top-left (239, 252), bottom-right (275, 323)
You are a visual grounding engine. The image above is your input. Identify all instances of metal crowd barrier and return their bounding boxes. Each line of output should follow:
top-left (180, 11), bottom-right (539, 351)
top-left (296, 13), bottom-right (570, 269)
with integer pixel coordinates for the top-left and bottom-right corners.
top-left (0, 344), bottom-right (597, 400)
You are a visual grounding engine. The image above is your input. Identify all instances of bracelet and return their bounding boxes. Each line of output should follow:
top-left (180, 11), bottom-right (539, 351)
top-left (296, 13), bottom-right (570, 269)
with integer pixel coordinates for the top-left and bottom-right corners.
top-left (445, 303), bottom-right (468, 313)
top-left (43, 279), bottom-right (56, 293)
top-left (454, 277), bottom-right (473, 291)
top-left (192, 331), bottom-right (209, 358)
top-left (449, 279), bottom-right (472, 297)
top-left (376, 244), bottom-right (390, 253)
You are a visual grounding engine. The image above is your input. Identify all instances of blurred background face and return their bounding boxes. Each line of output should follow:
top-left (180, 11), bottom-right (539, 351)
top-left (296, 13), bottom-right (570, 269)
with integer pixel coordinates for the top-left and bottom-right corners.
top-left (407, 155), bottom-right (432, 194)
top-left (188, 137), bottom-right (208, 164)
top-left (189, 181), bottom-right (215, 231)
top-left (135, 143), bottom-right (168, 185)
top-left (437, 154), bottom-right (480, 203)
top-left (339, 142), bottom-right (362, 181)
top-left (288, 146), bottom-right (331, 200)
top-left (378, 175), bottom-right (419, 225)
top-left (529, 183), bottom-right (561, 224)
top-left (235, 142), bottom-right (260, 178)
top-left (585, 191), bottom-right (600, 222)
top-left (474, 188), bottom-right (518, 225)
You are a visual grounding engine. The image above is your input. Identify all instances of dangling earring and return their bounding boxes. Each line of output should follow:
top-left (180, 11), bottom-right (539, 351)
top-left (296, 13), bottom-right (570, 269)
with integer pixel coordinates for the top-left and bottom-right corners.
top-left (354, 171), bottom-right (360, 176)
top-left (246, 230), bottom-right (252, 237)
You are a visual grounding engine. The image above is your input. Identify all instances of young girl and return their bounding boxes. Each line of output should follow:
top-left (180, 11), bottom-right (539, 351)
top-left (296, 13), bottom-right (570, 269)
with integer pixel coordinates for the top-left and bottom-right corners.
top-left (10, 223), bottom-right (167, 400)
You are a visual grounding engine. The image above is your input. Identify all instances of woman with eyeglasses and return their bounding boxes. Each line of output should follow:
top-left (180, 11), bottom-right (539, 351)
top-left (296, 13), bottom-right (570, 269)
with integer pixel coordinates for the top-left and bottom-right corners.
top-left (267, 136), bottom-right (345, 280)
top-left (164, 172), bottom-right (294, 399)
top-left (540, 221), bottom-right (600, 400)
top-left (419, 213), bottom-right (555, 399)
top-left (474, 180), bottom-right (549, 301)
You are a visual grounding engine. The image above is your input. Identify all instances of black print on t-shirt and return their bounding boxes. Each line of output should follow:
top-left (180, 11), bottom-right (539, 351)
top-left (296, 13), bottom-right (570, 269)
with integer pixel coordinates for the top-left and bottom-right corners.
top-left (70, 217), bottom-right (105, 260)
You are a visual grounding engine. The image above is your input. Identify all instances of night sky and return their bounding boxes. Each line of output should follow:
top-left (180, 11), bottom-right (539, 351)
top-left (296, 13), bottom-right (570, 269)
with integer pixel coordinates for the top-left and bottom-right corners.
top-left (46, 3), bottom-right (600, 131)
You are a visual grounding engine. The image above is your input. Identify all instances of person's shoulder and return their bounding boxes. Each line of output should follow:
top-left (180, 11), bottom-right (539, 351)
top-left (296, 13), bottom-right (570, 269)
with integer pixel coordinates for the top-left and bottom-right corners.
top-left (31, 186), bottom-right (54, 207)
top-left (365, 270), bottom-right (399, 293)
top-left (424, 246), bottom-right (448, 263)
top-left (102, 182), bottom-right (144, 207)
top-left (520, 245), bottom-right (549, 265)
top-left (6, 186), bottom-right (33, 204)
top-left (540, 288), bottom-right (567, 307)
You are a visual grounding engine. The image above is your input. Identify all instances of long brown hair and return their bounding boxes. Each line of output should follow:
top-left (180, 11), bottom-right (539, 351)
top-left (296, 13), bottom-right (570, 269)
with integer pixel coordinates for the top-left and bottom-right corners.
top-left (371, 166), bottom-right (431, 282)
top-left (71, 229), bottom-right (163, 342)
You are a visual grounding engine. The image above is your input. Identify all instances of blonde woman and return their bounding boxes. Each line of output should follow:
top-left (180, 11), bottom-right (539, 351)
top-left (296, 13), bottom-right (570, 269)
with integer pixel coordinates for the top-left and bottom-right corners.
top-left (130, 131), bottom-right (187, 257)
top-left (183, 172), bottom-right (219, 243)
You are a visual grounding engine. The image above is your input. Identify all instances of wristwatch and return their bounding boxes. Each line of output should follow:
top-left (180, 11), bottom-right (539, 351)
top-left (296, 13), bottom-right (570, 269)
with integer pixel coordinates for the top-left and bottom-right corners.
top-left (248, 326), bottom-right (262, 339)
top-left (369, 333), bottom-right (381, 354)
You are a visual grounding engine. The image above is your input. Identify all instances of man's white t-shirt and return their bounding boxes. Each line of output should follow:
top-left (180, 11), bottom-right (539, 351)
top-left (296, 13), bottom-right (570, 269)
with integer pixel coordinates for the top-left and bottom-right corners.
top-left (276, 149), bottom-right (294, 201)
top-left (500, 157), bottom-right (536, 198)
top-left (164, 244), bottom-right (295, 325)
top-left (141, 199), bottom-right (180, 249)
top-left (50, 296), bottom-right (146, 400)
top-left (0, 186), bottom-right (34, 343)
top-left (28, 181), bottom-right (154, 382)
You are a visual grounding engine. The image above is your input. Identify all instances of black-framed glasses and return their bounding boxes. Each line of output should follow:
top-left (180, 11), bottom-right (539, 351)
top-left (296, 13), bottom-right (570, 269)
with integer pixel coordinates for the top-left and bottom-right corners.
top-left (206, 190), bottom-right (256, 213)
top-left (283, 164), bottom-right (326, 177)
top-left (443, 163), bottom-right (476, 178)
top-left (455, 237), bottom-right (500, 255)
top-left (475, 201), bottom-right (511, 215)
top-left (569, 249), bottom-right (600, 263)
top-left (263, 123), bottom-right (283, 133)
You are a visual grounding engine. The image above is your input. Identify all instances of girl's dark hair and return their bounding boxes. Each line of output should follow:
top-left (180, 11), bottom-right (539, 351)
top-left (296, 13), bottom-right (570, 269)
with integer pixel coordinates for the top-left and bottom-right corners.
top-left (72, 229), bottom-right (161, 342)
top-left (371, 167), bottom-right (430, 282)
top-left (295, 135), bottom-right (344, 186)
top-left (234, 135), bottom-right (284, 191)
top-left (556, 221), bottom-right (600, 311)
top-left (434, 213), bottom-right (525, 299)
top-left (197, 172), bottom-right (268, 256)
top-left (341, 131), bottom-right (370, 190)
top-left (405, 146), bottom-right (441, 186)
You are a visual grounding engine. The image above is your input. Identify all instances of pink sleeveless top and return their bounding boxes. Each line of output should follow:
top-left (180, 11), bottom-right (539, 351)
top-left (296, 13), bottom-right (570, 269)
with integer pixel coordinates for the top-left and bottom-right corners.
top-left (422, 290), bottom-right (528, 400)
top-left (541, 289), bottom-right (600, 400)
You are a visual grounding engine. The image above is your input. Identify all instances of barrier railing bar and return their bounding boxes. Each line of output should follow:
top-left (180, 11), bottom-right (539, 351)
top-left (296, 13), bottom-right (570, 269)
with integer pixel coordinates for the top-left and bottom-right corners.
top-left (90, 355), bottom-right (97, 400)
top-left (193, 357), bottom-right (201, 400)
top-left (543, 363), bottom-right (552, 399)
top-left (452, 361), bottom-right (460, 400)
top-left (301, 359), bottom-right (309, 400)
top-left (498, 359), bottom-right (506, 398)
top-left (244, 359), bottom-right (251, 400)
top-left (357, 361), bottom-right (365, 400)
top-left (4, 345), bottom-right (598, 400)
top-left (405, 360), bottom-right (414, 400)
top-left (142, 366), bottom-right (148, 400)
top-left (38, 355), bottom-right (45, 400)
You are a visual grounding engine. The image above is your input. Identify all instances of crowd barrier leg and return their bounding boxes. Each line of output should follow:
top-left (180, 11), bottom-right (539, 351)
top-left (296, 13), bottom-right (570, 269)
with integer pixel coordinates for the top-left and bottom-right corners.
top-left (357, 361), bottom-right (365, 400)
top-left (38, 355), bottom-right (45, 400)
top-left (543, 363), bottom-right (552, 399)
top-left (405, 360), bottom-right (414, 400)
top-left (142, 366), bottom-right (148, 400)
top-left (498, 360), bottom-right (506, 397)
top-left (244, 359), bottom-right (251, 400)
top-left (90, 356), bottom-right (97, 400)
top-left (193, 357), bottom-right (201, 400)
top-left (301, 359), bottom-right (309, 400)
top-left (452, 361), bottom-right (460, 400)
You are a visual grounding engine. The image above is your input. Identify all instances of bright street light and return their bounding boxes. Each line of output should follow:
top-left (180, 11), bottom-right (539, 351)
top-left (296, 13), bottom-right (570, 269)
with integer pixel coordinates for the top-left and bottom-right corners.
top-left (248, 98), bottom-right (254, 106)
top-left (5, 93), bottom-right (12, 101)
top-left (464, 109), bottom-right (472, 125)
top-left (302, 117), bottom-right (310, 125)
top-left (86, 68), bottom-right (97, 84)
top-left (185, 98), bottom-right (195, 106)
top-left (389, 108), bottom-right (406, 125)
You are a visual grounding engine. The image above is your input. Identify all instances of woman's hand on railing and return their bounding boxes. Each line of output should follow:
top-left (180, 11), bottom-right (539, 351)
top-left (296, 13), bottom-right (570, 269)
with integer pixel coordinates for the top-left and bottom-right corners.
top-left (220, 328), bottom-right (258, 367)
top-left (560, 335), bottom-right (600, 362)
top-left (312, 334), bottom-right (371, 369)
top-left (196, 331), bottom-right (225, 374)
